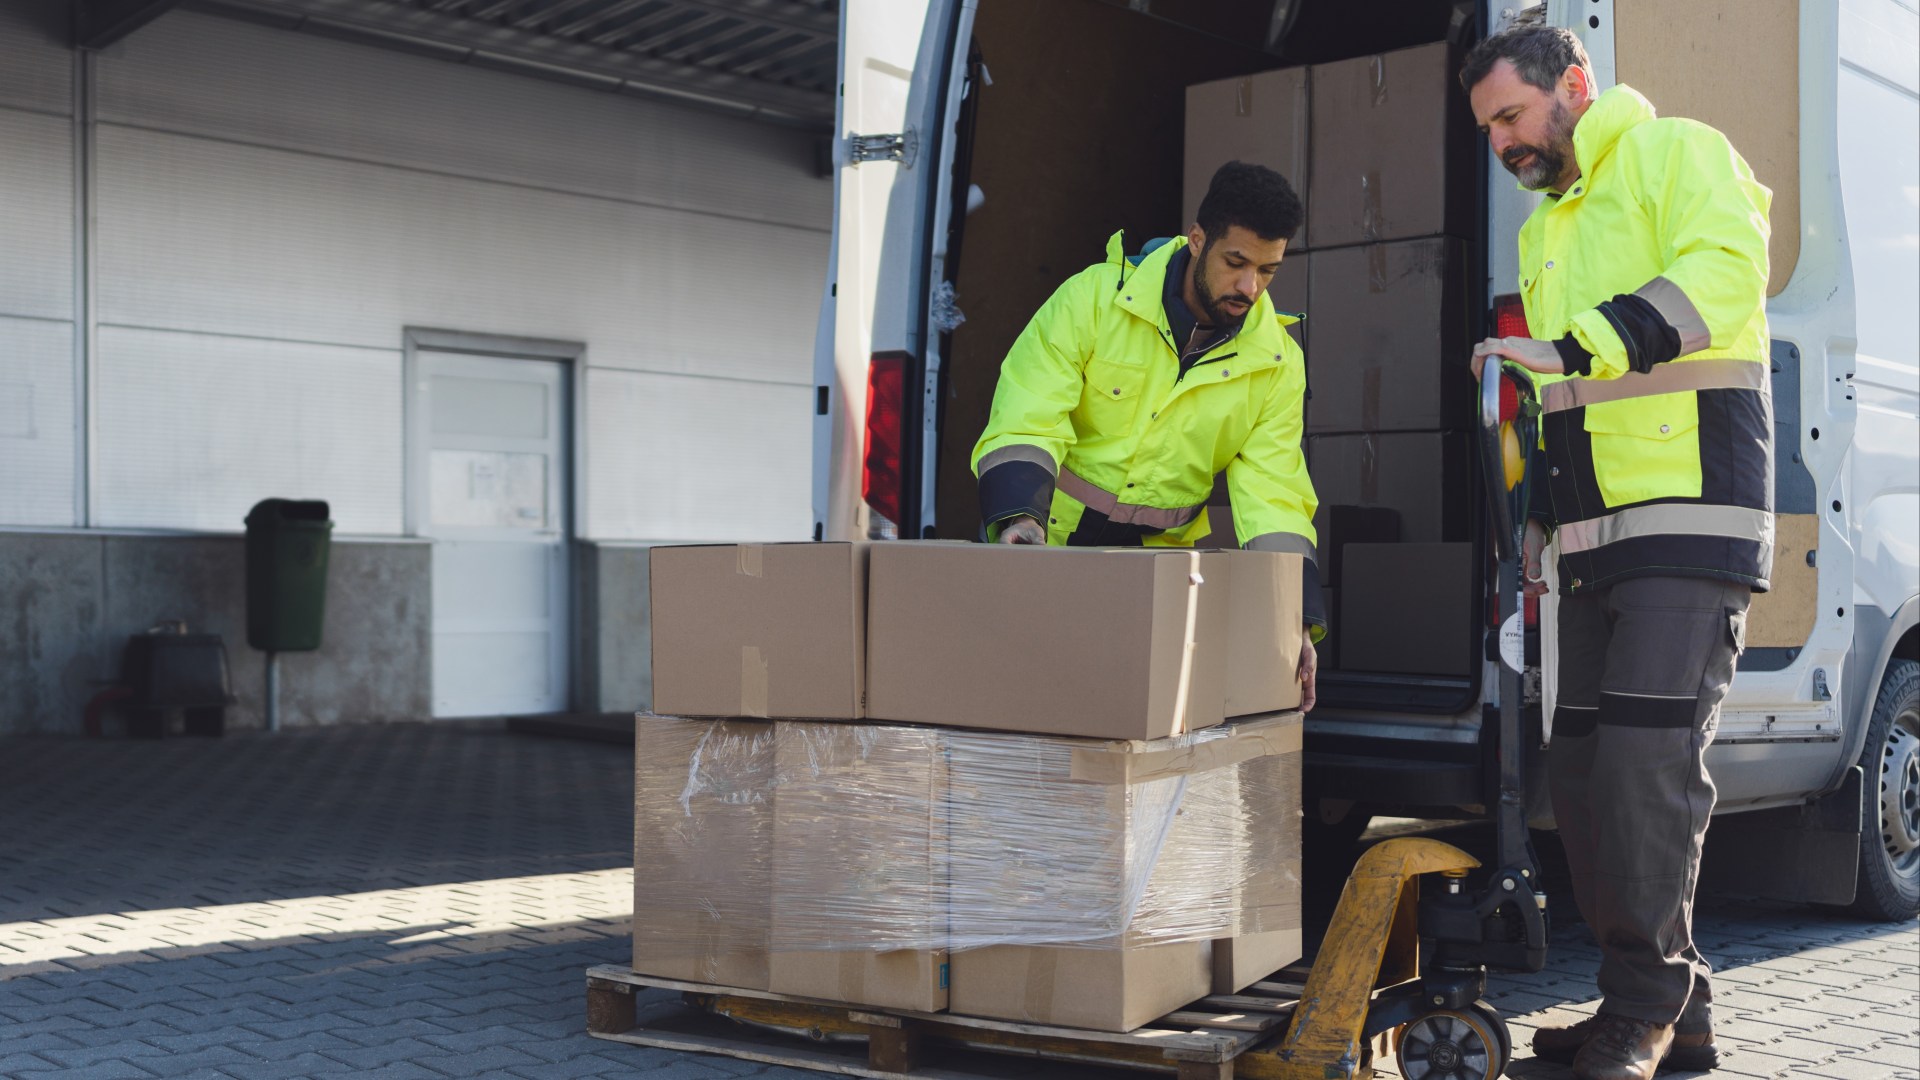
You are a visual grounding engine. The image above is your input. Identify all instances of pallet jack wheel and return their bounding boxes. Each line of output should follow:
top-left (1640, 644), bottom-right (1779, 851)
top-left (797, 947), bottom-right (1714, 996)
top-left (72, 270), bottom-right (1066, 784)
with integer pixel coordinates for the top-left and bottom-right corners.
top-left (1470, 999), bottom-right (1512, 1070)
top-left (1395, 1004), bottom-right (1509, 1080)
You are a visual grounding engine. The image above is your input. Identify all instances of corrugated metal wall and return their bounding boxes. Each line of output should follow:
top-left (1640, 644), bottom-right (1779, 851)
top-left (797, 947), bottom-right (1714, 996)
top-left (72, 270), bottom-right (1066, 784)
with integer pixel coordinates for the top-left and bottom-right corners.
top-left (0, 0), bottom-right (76, 527)
top-left (0, 6), bottom-right (828, 540)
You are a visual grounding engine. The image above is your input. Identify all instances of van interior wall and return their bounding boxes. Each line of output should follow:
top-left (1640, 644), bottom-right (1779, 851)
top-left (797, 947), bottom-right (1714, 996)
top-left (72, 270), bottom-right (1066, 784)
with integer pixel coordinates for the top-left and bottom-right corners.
top-left (935, 0), bottom-right (1474, 541)
top-left (934, 0), bottom-right (1275, 539)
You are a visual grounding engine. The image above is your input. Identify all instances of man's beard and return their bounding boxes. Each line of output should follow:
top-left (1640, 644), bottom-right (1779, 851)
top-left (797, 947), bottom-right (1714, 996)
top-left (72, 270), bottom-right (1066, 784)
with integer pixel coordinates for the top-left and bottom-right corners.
top-left (1194, 239), bottom-right (1255, 330)
top-left (1501, 99), bottom-right (1577, 191)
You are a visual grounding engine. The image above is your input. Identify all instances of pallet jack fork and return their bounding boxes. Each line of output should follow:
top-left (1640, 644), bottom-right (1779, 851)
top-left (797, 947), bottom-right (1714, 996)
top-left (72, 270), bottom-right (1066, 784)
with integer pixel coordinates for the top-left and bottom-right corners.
top-left (1253, 360), bottom-right (1555, 1079)
top-left (585, 362), bottom-right (1552, 1080)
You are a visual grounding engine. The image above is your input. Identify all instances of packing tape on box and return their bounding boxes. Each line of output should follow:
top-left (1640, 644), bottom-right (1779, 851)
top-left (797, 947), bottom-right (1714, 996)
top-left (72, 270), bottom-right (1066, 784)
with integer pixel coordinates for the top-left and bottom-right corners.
top-left (839, 952), bottom-right (867, 1003)
top-left (1069, 714), bottom-right (1302, 785)
top-left (1361, 171), bottom-right (1384, 243)
top-left (1235, 76), bottom-right (1253, 116)
top-left (1360, 433), bottom-right (1380, 504)
top-left (1361, 368), bottom-right (1383, 432)
top-left (735, 543), bottom-right (764, 577)
top-left (1370, 54), bottom-right (1389, 106)
top-left (739, 646), bottom-right (769, 717)
top-left (1022, 948), bottom-right (1059, 1020)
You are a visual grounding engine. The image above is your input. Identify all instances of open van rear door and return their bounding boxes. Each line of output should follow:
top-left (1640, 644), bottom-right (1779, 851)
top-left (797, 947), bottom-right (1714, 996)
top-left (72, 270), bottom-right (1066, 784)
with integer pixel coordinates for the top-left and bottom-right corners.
top-left (812, 0), bottom-right (973, 541)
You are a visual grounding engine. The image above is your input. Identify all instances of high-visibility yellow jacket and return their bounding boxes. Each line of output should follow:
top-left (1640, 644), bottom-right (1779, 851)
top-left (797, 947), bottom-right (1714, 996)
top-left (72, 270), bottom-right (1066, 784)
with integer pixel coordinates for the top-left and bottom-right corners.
top-left (972, 231), bottom-right (1325, 631)
top-left (1520, 85), bottom-right (1775, 594)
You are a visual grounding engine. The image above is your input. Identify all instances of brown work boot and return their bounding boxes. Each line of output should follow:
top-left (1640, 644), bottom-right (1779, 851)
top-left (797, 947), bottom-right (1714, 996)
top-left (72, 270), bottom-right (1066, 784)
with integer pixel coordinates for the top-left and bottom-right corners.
top-left (1536, 1011), bottom-right (1722, 1071)
top-left (1533, 1014), bottom-right (1603, 1064)
top-left (1573, 1014), bottom-right (1674, 1080)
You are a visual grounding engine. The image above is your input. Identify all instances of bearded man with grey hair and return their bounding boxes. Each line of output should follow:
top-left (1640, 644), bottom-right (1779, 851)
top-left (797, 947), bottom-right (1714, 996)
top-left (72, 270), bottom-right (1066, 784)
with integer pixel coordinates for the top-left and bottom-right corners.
top-left (1463, 23), bottom-right (1774, 1080)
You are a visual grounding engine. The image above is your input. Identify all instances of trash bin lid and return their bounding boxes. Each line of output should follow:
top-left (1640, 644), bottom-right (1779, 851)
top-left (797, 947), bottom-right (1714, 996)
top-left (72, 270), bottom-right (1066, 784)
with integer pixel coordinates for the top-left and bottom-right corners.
top-left (246, 498), bottom-right (331, 525)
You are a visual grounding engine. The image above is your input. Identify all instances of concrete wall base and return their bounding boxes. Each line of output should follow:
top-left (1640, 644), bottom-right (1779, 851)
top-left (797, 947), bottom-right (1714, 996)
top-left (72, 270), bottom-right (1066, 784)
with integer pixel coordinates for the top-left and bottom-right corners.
top-left (0, 532), bottom-right (432, 735)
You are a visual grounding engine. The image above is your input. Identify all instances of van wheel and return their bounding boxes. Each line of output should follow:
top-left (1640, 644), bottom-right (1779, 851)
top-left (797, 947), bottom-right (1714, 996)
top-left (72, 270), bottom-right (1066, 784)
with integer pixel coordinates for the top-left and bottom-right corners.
top-left (1851, 659), bottom-right (1920, 921)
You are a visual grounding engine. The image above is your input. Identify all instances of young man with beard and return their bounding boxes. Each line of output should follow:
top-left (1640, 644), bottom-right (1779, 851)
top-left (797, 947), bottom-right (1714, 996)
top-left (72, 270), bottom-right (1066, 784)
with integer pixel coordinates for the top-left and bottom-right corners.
top-left (972, 161), bottom-right (1323, 710)
top-left (1464, 25), bottom-right (1773, 1080)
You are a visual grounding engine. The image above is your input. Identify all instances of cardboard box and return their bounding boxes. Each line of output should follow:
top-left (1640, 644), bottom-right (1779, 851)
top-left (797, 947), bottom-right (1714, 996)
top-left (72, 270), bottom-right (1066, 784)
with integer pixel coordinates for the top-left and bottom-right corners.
top-left (1747, 513), bottom-right (1817, 647)
top-left (1224, 552), bottom-right (1305, 717)
top-left (1184, 67), bottom-right (1312, 248)
top-left (1340, 543), bottom-right (1477, 676)
top-left (631, 715), bottom-right (774, 989)
top-left (1306, 238), bottom-right (1472, 434)
top-left (866, 544), bottom-right (1230, 739)
top-left (1312, 504), bottom-right (1403, 587)
top-left (1211, 747), bottom-right (1305, 993)
top-left (952, 940), bottom-right (1213, 1033)
top-left (649, 542), bottom-right (866, 719)
top-left (769, 721), bottom-right (949, 1012)
top-left (1308, 433), bottom-right (1471, 544)
top-left (947, 714), bottom-right (1303, 1030)
top-left (1308, 42), bottom-right (1473, 247)
top-left (1270, 249), bottom-right (1309, 341)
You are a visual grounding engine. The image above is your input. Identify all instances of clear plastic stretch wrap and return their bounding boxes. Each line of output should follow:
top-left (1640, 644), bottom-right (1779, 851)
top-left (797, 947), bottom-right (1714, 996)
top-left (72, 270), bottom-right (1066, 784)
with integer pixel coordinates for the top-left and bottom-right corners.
top-left (632, 712), bottom-right (1301, 969)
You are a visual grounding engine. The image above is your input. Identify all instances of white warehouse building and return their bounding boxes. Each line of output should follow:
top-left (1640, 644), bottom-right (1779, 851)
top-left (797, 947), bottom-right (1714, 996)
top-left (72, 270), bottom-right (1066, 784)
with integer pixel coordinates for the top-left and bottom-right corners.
top-left (0, 0), bottom-right (833, 732)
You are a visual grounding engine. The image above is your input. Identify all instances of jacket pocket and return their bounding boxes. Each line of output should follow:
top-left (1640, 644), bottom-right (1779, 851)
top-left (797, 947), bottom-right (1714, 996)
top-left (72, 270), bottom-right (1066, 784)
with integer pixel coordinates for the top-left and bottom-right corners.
top-left (1082, 356), bottom-right (1149, 429)
top-left (1583, 392), bottom-right (1702, 507)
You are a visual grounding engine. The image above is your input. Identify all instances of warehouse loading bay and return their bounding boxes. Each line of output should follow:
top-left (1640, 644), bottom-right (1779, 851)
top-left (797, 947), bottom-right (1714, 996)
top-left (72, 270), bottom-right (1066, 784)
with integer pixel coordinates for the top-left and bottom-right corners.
top-left (2, 0), bottom-right (1917, 1079)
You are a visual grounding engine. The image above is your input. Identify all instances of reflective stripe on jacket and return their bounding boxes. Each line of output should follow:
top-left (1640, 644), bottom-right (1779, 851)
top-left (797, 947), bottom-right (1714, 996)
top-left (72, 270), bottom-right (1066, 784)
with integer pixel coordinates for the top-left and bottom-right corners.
top-left (972, 231), bottom-right (1325, 633)
top-left (1520, 85), bottom-right (1775, 594)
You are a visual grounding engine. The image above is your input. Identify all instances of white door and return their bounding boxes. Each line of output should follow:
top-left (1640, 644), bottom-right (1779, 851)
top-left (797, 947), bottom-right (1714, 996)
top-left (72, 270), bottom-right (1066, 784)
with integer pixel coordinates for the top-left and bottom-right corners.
top-left (417, 351), bottom-right (569, 717)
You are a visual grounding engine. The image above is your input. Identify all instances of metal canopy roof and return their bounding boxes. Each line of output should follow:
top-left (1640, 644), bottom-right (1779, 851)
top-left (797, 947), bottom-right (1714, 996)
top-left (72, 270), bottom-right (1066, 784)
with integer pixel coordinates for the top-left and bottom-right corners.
top-left (181, 0), bottom-right (839, 129)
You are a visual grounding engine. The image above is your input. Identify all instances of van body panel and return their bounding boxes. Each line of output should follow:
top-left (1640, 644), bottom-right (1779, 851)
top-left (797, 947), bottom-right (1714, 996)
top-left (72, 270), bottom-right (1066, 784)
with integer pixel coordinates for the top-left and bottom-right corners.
top-left (819, 0), bottom-right (1918, 824)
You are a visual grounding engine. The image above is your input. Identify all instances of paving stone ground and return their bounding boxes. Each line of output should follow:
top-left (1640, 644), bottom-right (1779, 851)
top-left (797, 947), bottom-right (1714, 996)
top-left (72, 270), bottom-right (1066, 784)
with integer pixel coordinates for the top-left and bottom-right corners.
top-left (2, 723), bottom-right (1915, 1079)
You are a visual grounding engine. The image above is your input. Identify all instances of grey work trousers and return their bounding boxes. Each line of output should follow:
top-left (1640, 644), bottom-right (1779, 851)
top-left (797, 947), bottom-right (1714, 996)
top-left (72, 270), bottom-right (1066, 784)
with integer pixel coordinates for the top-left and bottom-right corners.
top-left (1549, 575), bottom-right (1751, 1026)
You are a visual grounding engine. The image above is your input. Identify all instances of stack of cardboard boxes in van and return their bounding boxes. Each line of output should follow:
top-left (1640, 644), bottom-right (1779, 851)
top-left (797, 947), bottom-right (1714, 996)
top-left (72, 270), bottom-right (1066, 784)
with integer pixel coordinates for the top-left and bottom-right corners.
top-left (1186, 42), bottom-right (1480, 677)
top-left (632, 542), bottom-right (1306, 1033)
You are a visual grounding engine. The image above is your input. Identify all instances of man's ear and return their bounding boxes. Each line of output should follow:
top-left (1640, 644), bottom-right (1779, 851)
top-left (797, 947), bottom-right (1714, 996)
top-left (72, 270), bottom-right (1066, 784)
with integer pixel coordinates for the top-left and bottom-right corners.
top-left (1187, 223), bottom-right (1208, 250)
top-left (1563, 63), bottom-right (1593, 104)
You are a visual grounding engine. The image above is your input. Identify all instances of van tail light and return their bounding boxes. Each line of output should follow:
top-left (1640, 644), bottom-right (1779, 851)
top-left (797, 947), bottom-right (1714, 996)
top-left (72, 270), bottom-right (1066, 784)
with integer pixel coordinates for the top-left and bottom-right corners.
top-left (1492, 293), bottom-right (1530, 339)
top-left (862, 353), bottom-right (907, 537)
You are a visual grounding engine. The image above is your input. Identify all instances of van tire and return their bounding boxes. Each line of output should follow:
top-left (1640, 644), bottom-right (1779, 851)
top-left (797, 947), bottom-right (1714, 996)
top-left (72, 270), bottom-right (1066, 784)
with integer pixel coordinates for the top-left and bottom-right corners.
top-left (1850, 659), bottom-right (1920, 922)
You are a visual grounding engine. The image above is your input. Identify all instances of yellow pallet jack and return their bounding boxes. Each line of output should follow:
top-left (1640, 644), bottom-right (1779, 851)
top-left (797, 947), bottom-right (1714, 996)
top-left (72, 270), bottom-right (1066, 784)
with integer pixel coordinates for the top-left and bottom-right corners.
top-left (586, 362), bottom-right (1551, 1080)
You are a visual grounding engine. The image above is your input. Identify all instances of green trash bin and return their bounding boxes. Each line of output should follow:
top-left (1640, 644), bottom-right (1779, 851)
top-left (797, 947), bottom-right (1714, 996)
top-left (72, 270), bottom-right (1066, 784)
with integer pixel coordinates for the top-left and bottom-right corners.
top-left (245, 499), bottom-right (333, 652)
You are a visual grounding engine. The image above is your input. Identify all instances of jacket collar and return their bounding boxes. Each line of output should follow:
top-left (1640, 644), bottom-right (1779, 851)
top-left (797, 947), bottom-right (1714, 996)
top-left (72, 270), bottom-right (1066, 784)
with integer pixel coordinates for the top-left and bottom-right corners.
top-left (1543, 84), bottom-right (1656, 199)
top-left (1105, 230), bottom-right (1299, 336)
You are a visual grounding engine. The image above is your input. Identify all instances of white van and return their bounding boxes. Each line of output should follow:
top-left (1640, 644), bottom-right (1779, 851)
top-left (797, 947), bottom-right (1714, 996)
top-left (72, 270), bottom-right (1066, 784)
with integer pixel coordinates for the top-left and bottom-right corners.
top-left (811, 0), bottom-right (1919, 920)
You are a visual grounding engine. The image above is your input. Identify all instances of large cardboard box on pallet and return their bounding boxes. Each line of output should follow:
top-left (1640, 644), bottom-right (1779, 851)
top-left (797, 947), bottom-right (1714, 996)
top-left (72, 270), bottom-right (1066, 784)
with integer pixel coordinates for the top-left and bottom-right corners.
top-left (947, 713), bottom-right (1304, 1031)
top-left (649, 542), bottom-right (867, 719)
top-left (1211, 746), bottom-right (1305, 993)
top-left (1224, 552), bottom-right (1305, 717)
top-left (631, 715), bottom-right (775, 990)
top-left (867, 543), bottom-right (1230, 739)
top-left (769, 722), bottom-right (950, 1012)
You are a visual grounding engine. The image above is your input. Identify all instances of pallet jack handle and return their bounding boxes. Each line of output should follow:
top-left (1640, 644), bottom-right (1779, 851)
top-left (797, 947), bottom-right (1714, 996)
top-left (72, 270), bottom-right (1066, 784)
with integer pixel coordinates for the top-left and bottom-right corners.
top-left (1476, 359), bottom-right (1544, 884)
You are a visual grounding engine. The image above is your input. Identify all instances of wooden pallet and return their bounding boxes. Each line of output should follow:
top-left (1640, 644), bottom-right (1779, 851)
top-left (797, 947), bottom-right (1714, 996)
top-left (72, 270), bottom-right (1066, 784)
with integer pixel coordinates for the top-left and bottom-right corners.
top-left (585, 964), bottom-right (1320, 1079)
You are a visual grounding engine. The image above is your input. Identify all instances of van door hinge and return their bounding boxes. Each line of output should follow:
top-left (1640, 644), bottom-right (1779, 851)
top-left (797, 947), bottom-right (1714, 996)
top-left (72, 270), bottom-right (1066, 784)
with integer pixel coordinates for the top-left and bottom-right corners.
top-left (1813, 668), bottom-right (1832, 701)
top-left (847, 131), bottom-right (917, 167)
